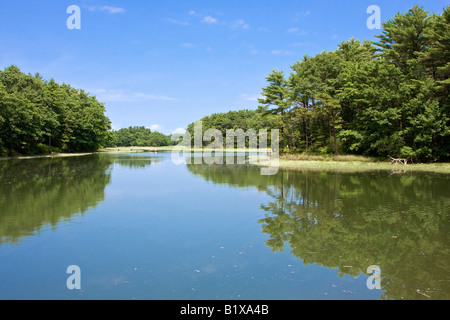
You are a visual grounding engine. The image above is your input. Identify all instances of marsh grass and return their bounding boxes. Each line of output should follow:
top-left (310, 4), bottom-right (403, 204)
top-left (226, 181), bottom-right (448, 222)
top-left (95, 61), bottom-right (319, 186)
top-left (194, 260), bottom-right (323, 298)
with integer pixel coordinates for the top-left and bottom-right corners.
top-left (280, 154), bottom-right (376, 162)
top-left (254, 154), bottom-right (450, 174)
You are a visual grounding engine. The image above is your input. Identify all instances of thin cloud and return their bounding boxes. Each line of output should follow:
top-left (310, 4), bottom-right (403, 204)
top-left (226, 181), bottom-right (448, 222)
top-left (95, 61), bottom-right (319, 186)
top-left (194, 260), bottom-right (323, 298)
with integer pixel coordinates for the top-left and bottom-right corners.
top-left (191, 11), bottom-right (249, 30)
top-left (172, 128), bottom-right (187, 135)
top-left (302, 10), bottom-right (311, 17)
top-left (271, 49), bottom-right (294, 55)
top-left (148, 124), bottom-right (164, 132)
top-left (192, 12), bottom-right (250, 32)
top-left (202, 16), bottom-right (218, 24)
top-left (240, 94), bottom-right (261, 102)
top-left (293, 10), bottom-right (311, 22)
top-left (92, 89), bottom-right (178, 102)
top-left (231, 20), bottom-right (249, 30)
top-left (242, 43), bottom-right (259, 55)
top-left (166, 18), bottom-right (189, 26)
top-left (287, 28), bottom-right (308, 35)
top-left (87, 6), bottom-right (125, 14)
top-left (181, 43), bottom-right (196, 49)
top-left (293, 42), bottom-right (312, 47)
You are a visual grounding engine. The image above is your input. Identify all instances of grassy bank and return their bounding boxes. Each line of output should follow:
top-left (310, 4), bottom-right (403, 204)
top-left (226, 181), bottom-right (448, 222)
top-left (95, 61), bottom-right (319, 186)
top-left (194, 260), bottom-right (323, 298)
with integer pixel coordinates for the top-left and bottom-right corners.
top-left (253, 154), bottom-right (450, 174)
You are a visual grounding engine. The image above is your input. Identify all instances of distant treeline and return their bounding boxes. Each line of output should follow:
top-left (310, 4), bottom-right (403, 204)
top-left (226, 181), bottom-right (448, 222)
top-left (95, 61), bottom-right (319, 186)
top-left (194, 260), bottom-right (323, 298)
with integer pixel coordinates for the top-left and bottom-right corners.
top-left (186, 108), bottom-right (276, 147)
top-left (189, 5), bottom-right (450, 162)
top-left (108, 126), bottom-right (176, 147)
top-left (0, 66), bottom-right (112, 156)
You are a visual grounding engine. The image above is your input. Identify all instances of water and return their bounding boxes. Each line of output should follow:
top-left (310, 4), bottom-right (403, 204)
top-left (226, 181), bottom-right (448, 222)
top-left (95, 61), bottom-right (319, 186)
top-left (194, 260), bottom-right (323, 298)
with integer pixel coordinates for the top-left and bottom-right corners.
top-left (0, 152), bottom-right (448, 300)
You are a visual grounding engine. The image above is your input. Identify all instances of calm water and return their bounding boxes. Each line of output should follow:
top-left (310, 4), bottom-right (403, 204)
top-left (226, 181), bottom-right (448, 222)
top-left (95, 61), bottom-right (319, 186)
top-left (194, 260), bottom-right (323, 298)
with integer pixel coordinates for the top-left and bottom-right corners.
top-left (0, 152), bottom-right (448, 300)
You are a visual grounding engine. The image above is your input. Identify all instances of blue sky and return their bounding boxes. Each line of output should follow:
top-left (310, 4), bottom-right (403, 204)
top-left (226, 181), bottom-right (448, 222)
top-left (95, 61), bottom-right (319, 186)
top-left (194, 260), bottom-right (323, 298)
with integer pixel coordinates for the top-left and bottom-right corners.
top-left (0, 0), bottom-right (448, 134)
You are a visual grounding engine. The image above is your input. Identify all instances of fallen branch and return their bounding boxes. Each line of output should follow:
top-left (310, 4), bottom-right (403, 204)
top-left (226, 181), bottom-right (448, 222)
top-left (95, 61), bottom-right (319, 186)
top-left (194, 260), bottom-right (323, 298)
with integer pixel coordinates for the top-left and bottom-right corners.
top-left (389, 156), bottom-right (409, 165)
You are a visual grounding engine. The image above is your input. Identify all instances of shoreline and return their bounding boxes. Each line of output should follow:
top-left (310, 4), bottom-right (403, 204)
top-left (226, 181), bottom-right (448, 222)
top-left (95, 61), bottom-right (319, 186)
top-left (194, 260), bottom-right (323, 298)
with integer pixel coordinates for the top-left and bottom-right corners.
top-left (99, 146), bottom-right (270, 153)
top-left (3, 147), bottom-right (449, 174)
top-left (0, 152), bottom-right (94, 161)
top-left (254, 158), bottom-right (450, 174)
top-left (102, 147), bottom-right (450, 174)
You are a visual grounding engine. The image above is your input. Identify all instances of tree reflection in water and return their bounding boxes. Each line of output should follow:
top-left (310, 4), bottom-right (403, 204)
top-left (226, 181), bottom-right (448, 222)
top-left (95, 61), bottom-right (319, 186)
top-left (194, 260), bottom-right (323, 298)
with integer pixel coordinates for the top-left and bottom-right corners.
top-left (187, 164), bottom-right (450, 300)
top-left (0, 154), bottom-right (159, 246)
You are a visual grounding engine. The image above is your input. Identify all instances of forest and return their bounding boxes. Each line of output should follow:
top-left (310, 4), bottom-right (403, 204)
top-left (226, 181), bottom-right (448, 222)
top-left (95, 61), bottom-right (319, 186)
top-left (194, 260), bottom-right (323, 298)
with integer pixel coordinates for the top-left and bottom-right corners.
top-left (188, 5), bottom-right (450, 162)
top-left (0, 65), bottom-right (112, 156)
top-left (109, 126), bottom-right (175, 147)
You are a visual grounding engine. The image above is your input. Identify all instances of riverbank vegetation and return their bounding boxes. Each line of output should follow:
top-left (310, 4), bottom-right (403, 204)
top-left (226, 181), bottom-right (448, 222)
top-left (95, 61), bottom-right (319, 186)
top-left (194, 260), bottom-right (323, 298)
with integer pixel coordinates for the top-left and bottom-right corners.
top-left (272, 156), bottom-right (450, 174)
top-left (188, 5), bottom-right (450, 163)
top-left (108, 126), bottom-right (176, 148)
top-left (0, 66), bottom-right (112, 156)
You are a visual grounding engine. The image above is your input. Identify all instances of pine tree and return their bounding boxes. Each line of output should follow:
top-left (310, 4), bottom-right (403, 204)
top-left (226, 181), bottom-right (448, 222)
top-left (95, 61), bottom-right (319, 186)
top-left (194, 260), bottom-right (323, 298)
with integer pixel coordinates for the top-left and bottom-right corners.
top-left (258, 69), bottom-right (291, 148)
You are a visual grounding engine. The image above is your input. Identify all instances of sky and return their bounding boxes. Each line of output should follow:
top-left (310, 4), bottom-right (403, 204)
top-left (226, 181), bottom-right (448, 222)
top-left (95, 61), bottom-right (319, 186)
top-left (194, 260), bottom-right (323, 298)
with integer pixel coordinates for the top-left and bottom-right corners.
top-left (0, 0), bottom-right (448, 134)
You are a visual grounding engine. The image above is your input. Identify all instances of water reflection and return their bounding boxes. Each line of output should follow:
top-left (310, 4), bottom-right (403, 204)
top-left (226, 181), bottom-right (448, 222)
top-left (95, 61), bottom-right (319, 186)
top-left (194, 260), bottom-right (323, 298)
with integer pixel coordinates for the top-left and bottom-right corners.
top-left (110, 153), bottom-right (163, 168)
top-left (0, 154), bottom-right (159, 245)
top-left (187, 164), bottom-right (450, 300)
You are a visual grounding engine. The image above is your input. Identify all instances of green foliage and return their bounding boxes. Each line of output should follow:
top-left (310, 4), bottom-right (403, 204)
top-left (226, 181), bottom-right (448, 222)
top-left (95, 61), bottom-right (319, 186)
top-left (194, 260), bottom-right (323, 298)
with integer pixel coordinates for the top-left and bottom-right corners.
top-left (338, 130), bottom-right (363, 152)
top-left (256, 5), bottom-right (450, 162)
top-left (375, 5), bottom-right (430, 77)
top-left (0, 66), bottom-right (112, 155)
top-left (400, 146), bottom-right (415, 159)
top-left (186, 108), bottom-right (276, 147)
top-left (109, 126), bottom-right (174, 147)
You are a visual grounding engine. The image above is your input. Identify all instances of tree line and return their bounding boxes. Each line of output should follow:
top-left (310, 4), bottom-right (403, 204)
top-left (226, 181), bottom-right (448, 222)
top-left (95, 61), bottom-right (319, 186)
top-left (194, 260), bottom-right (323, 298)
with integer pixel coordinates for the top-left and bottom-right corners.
top-left (0, 67), bottom-right (180, 155)
top-left (108, 126), bottom-right (175, 147)
top-left (189, 5), bottom-right (450, 162)
top-left (0, 65), bottom-right (112, 156)
top-left (185, 108), bottom-right (277, 146)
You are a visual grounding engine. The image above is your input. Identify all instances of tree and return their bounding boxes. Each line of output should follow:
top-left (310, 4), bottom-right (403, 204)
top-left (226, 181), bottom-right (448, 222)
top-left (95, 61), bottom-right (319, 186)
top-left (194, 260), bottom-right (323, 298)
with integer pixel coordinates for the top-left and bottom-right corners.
top-left (374, 5), bottom-right (450, 160)
top-left (375, 5), bottom-right (430, 78)
top-left (416, 5), bottom-right (450, 159)
top-left (185, 108), bottom-right (274, 148)
top-left (187, 5), bottom-right (450, 162)
top-left (258, 70), bottom-right (291, 149)
top-left (289, 50), bottom-right (345, 155)
top-left (0, 67), bottom-right (44, 154)
top-left (109, 126), bottom-right (174, 147)
top-left (0, 65), bottom-right (112, 155)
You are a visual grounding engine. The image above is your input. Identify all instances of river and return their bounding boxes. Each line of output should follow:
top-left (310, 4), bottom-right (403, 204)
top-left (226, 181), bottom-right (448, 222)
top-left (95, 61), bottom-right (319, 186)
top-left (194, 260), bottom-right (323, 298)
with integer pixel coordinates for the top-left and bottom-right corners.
top-left (0, 152), bottom-right (448, 300)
